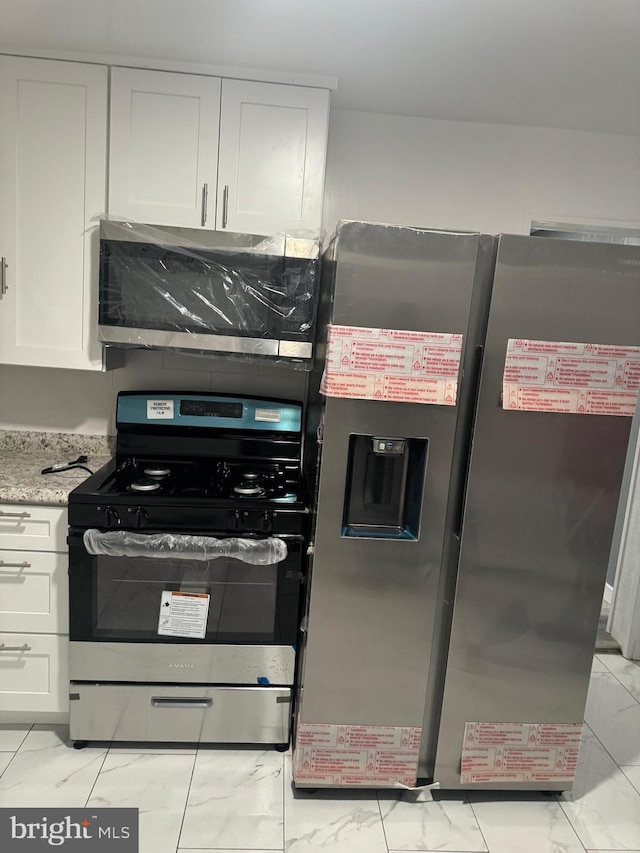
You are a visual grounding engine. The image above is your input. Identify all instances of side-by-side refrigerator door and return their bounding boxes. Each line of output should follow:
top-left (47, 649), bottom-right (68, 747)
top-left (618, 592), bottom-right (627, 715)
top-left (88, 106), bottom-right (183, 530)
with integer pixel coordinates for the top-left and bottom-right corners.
top-left (433, 235), bottom-right (640, 791)
top-left (293, 221), bottom-right (495, 789)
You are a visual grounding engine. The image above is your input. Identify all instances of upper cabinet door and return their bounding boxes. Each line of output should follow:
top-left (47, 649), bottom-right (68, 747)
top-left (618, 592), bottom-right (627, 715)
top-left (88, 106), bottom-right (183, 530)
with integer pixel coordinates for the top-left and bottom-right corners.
top-left (217, 81), bottom-right (329, 237)
top-left (0, 56), bottom-right (107, 370)
top-left (109, 68), bottom-right (221, 229)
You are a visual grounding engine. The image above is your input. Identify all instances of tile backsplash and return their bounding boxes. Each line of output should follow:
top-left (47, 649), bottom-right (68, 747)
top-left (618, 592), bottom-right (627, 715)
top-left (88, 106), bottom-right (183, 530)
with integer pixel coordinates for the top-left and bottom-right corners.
top-left (0, 350), bottom-right (309, 436)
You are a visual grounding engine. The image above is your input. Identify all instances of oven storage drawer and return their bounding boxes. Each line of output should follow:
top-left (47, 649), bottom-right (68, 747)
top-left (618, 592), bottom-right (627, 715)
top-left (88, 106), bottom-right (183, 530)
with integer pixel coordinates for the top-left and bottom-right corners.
top-left (69, 683), bottom-right (292, 744)
top-left (0, 633), bottom-right (69, 713)
top-left (0, 505), bottom-right (68, 552)
top-left (0, 550), bottom-right (68, 634)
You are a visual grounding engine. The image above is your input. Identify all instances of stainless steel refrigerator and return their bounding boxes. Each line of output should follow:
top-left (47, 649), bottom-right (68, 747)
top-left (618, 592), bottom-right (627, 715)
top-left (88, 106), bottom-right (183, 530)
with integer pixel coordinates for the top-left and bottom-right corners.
top-left (294, 221), bottom-right (496, 788)
top-left (294, 225), bottom-right (640, 792)
top-left (432, 234), bottom-right (640, 790)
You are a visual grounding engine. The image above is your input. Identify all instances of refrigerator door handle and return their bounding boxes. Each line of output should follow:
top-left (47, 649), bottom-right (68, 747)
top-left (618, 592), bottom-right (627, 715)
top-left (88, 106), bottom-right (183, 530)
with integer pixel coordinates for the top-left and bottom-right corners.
top-left (456, 344), bottom-right (485, 539)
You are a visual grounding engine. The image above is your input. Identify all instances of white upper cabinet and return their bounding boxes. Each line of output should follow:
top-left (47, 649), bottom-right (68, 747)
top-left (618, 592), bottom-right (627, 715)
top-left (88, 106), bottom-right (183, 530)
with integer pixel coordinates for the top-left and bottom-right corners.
top-left (217, 80), bottom-right (329, 237)
top-left (109, 68), bottom-right (221, 228)
top-left (0, 56), bottom-right (107, 370)
top-left (109, 70), bottom-right (330, 237)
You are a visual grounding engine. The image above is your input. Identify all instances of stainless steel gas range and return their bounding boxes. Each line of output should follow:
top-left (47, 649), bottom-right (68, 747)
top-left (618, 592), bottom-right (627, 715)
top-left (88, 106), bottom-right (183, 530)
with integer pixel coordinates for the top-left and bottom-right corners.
top-left (67, 392), bottom-right (308, 749)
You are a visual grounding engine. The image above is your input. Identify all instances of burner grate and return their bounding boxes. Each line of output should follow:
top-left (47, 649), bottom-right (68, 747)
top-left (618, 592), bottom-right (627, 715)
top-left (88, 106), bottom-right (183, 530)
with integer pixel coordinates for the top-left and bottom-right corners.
top-left (106, 458), bottom-right (300, 503)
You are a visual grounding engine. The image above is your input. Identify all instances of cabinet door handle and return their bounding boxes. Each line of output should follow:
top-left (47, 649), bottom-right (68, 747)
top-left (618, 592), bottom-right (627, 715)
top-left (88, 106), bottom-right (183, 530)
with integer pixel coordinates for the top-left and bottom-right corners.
top-left (0, 257), bottom-right (7, 298)
top-left (0, 643), bottom-right (32, 652)
top-left (222, 185), bottom-right (229, 229)
top-left (201, 183), bottom-right (209, 226)
top-left (0, 561), bottom-right (31, 570)
top-left (0, 510), bottom-right (31, 519)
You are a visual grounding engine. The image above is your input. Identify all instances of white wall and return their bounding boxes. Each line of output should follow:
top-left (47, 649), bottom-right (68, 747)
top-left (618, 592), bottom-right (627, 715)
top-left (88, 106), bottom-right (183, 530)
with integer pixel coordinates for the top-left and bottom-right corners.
top-left (1, 107), bottom-right (639, 436)
top-left (322, 110), bottom-right (640, 238)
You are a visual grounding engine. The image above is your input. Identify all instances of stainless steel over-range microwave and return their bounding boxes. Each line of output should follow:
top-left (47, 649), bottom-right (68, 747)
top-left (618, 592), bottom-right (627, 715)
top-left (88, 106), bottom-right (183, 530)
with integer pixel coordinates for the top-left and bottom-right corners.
top-left (98, 220), bottom-right (321, 361)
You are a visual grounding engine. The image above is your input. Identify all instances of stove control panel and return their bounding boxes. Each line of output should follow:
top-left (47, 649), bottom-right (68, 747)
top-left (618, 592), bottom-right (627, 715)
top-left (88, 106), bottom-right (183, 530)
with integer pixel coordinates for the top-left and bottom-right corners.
top-left (116, 392), bottom-right (302, 433)
top-left (71, 504), bottom-right (302, 536)
top-left (231, 509), bottom-right (276, 533)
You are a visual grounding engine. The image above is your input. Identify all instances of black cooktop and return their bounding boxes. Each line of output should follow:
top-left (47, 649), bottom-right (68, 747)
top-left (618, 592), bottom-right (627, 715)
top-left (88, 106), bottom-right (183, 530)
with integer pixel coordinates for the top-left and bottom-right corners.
top-left (69, 457), bottom-right (308, 535)
top-left (103, 458), bottom-right (300, 502)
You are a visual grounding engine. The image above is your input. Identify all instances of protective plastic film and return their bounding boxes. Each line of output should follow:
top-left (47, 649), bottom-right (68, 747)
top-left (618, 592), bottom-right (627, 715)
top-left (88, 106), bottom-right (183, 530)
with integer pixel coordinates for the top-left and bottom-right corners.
top-left (321, 324), bottom-right (463, 404)
top-left (98, 219), bottom-right (320, 366)
top-left (294, 723), bottom-right (422, 787)
top-left (502, 338), bottom-right (640, 415)
top-left (460, 722), bottom-right (582, 784)
top-left (83, 530), bottom-right (289, 564)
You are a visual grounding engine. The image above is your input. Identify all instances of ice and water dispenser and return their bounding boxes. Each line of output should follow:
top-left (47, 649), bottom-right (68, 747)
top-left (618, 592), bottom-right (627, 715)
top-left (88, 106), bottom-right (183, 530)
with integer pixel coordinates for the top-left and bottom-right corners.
top-left (342, 435), bottom-right (428, 540)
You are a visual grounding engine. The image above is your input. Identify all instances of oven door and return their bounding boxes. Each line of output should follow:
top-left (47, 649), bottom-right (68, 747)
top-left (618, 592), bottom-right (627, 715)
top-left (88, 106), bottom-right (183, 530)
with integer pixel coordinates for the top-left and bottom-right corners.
top-left (68, 529), bottom-right (304, 685)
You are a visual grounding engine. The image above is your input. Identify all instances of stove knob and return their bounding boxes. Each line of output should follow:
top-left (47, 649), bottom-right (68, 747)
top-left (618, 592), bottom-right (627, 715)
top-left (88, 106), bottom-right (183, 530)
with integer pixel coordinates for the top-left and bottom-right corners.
top-left (105, 506), bottom-right (121, 528)
top-left (135, 507), bottom-right (150, 529)
top-left (260, 511), bottom-right (274, 533)
top-left (232, 510), bottom-right (251, 532)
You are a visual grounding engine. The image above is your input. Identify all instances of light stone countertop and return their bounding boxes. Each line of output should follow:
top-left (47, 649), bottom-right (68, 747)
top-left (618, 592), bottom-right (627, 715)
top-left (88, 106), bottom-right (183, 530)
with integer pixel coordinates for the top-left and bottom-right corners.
top-left (0, 431), bottom-right (115, 506)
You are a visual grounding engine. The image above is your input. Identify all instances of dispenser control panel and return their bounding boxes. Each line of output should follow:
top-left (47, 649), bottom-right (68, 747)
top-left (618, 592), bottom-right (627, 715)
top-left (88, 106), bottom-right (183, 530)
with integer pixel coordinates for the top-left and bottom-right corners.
top-left (373, 438), bottom-right (406, 455)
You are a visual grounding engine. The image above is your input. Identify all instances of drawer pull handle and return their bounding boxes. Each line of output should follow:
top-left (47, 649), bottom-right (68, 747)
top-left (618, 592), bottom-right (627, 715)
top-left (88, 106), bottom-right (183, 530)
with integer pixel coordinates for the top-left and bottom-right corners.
top-left (0, 510), bottom-right (31, 519)
top-left (0, 643), bottom-right (32, 652)
top-left (151, 696), bottom-right (213, 709)
top-left (0, 561), bottom-right (31, 570)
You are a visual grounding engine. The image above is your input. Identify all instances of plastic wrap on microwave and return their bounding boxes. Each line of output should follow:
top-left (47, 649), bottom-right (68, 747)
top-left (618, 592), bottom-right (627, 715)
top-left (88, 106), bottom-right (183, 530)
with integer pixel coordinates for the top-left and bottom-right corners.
top-left (98, 219), bottom-right (321, 367)
top-left (83, 530), bottom-right (289, 564)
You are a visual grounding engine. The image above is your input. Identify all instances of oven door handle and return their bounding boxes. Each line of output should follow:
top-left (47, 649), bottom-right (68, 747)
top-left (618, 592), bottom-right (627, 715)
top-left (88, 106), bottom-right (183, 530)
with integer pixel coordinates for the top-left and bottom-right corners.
top-left (82, 530), bottom-right (292, 564)
top-left (151, 696), bottom-right (213, 709)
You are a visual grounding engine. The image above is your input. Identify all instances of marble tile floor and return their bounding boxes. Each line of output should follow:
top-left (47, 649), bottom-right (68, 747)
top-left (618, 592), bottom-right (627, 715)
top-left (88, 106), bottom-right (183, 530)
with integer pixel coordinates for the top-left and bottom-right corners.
top-left (0, 654), bottom-right (639, 853)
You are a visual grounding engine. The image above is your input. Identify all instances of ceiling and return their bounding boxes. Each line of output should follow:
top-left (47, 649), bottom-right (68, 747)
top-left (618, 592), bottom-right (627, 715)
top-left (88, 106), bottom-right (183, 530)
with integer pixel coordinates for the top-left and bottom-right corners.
top-left (1, 0), bottom-right (639, 135)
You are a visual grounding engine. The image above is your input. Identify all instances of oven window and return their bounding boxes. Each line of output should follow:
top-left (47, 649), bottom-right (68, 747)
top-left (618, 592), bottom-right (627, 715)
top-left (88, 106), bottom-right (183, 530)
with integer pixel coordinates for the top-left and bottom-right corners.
top-left (94, 556), bottom-right (276, 642)
top-left (94, 557), bottom-right (278, 642)
top-left (69, 532), bottom-right (303, 645)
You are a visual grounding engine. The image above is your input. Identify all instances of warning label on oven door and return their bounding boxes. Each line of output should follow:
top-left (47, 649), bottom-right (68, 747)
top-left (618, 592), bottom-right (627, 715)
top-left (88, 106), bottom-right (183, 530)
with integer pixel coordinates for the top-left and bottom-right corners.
top-left (157, 591), bottom-right (210, 639)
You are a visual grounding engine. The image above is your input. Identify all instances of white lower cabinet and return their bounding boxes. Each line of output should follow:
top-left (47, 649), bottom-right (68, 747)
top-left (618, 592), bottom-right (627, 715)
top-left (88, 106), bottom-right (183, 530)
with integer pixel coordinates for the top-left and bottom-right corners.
top-left (0, 633), bottom-right (68, 714)
top-left (0, 550), bottom-right (68, 634)
top-left (0, 504), bottom-right (68, 553)
top-left (0, 504), bottom-right (69, 721)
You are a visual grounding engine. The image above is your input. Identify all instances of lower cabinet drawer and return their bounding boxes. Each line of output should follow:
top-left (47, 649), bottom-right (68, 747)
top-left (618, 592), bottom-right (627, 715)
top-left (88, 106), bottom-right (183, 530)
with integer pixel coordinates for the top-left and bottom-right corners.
top-left (0, 633), bottom-right (69, 713)
top-left (70, 683), bottom-right (291, 744)
top-left (0, 504), bottom-right (68, 552)
top-left (0, 550), bottom-right (68, 633)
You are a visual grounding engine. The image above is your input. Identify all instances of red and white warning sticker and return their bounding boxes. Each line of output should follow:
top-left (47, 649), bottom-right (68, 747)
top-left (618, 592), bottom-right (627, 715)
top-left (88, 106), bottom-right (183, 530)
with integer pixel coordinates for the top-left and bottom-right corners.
top-left (320, 325), bottom-right (463, 405)
top-left (503, 339), bottom-right (640, 416)
top-left (293, 722), bottom-right (422, 787)
top-left (460, 722), bottom-right (583, 784)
